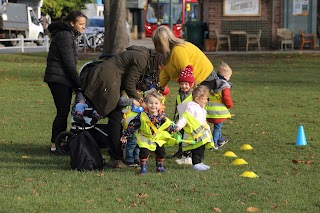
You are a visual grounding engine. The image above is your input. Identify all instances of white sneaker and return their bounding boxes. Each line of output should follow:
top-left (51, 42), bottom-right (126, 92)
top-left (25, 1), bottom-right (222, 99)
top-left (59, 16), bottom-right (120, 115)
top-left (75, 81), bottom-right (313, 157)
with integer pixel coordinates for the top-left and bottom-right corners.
top-left (175, 156), bottom-right (192, 165)
top-left (193, 163), bottom-right (210, 171)
top-left (199, 162), bottom-right (210, 169)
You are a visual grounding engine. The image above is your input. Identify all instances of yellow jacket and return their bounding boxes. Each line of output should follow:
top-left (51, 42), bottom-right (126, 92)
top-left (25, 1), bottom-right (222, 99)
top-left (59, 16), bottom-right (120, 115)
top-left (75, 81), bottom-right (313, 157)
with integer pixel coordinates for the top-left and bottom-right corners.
top-left (159, 42), bottom-right (214, 87)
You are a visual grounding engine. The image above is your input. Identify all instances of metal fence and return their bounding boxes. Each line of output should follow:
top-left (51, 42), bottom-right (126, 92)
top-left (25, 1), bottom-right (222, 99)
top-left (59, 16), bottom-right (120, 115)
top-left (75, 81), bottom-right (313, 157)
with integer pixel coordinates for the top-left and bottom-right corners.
top-left (0, 35), bottom-right (50, 52)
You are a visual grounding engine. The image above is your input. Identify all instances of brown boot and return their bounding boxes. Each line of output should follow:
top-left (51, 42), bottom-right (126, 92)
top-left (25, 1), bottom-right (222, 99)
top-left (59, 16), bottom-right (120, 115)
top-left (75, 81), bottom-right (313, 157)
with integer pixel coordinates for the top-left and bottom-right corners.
top-left (105, 157), bottom-right (115, 168)
top-left (115, 160), bottom-right (128, 168)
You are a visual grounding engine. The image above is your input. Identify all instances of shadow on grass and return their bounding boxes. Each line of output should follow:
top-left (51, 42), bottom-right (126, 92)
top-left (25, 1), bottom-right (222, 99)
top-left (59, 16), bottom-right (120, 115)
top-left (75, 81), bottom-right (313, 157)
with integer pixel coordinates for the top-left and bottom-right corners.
top-left (0, 142), bottom-right (71, 170)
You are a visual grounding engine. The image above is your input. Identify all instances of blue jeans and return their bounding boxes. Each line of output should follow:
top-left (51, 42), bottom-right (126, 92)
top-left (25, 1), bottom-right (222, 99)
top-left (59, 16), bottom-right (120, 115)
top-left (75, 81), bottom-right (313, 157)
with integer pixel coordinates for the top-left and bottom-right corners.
top-left (125, 135), bottom-right (140, 163)
top-left (212, 122), bottom-right (223, 145)
top-left (74, 102), bottom-right (88, 114)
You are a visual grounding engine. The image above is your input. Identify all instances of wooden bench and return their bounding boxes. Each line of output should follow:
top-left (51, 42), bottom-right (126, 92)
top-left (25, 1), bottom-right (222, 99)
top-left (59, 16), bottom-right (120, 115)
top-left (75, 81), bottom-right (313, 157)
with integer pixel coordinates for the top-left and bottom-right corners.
top-left (299, 29), bottom-right (316, 50)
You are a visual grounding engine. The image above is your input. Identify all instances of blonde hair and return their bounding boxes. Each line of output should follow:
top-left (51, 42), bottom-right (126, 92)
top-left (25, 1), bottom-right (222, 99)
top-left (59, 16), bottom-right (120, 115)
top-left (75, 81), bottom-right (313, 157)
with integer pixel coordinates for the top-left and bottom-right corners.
top-left (152, 26), bottom-right (185, 61)
top-left (218, 62), bottom-right (232, 77)
top-left (192, 85), bottom-right (209, 100)
top-left (144, 90), bottom-right (164, 103)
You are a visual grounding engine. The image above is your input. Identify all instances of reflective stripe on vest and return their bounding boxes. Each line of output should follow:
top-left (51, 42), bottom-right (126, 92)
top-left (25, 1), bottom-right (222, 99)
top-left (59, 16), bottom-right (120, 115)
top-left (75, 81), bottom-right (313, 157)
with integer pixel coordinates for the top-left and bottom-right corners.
top-left (136, 112), bottom-right (176, 151)
top-left (174, 94), bottom-right (193, 121)
top-left (181, 112), bottom-right (214, 151)
top-left (176, 94), bottom-right (193, 105)
top-left (206, 92), bottom-right (231, 119)
top-left (122, 110), bottom-right (138, 129)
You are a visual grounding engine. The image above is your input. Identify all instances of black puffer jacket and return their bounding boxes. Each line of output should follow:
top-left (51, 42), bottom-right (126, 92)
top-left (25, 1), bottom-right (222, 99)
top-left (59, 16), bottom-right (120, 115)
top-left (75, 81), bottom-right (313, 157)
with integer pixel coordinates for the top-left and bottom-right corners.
top-left (43, 21), bottom-right (81, 88)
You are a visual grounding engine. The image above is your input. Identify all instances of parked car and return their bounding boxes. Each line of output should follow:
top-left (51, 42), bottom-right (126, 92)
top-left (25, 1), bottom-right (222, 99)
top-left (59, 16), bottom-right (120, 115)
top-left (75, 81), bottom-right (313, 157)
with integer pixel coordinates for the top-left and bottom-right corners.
top-left (85, 16), bottom-right (104, 34)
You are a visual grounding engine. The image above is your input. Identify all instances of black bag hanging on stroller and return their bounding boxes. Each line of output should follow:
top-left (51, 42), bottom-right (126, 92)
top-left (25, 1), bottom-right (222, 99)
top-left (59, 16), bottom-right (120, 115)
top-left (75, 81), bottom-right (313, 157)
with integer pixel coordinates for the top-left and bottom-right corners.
top-left (68, 130), bottom-right (104, 171)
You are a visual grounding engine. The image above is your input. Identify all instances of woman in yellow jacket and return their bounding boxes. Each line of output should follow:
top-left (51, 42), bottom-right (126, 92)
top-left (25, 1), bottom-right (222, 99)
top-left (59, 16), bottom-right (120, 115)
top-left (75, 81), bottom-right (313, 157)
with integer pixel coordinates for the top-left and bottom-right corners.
top-left (152, 26), bottom-right (217, 88)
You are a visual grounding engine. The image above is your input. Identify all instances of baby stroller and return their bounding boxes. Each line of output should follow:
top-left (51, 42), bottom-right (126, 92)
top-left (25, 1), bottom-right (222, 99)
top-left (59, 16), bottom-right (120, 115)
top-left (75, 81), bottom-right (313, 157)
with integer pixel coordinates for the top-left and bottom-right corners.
top-left (55, 55), bottom-right (113, 155)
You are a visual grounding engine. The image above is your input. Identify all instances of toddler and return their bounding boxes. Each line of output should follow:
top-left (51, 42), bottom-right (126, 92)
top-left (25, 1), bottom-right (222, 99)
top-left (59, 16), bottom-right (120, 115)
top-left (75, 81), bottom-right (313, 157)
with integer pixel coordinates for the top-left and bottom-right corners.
top-left (171, 65), bottom-right (196, 165)
top-left (206, 62), bottom-right (233, 148)
top-left (175, 85), bottom-right (214, 171)
top-left (119, 91), bottom-right (143, 167)
top-left (120, 90), bottom-right (176, 175)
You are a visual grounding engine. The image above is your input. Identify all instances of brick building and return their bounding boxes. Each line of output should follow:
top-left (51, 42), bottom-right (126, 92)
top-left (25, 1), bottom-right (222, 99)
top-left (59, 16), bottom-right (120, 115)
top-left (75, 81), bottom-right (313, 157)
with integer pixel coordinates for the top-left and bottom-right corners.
top-left (202, 0), bottom-right (319, 49)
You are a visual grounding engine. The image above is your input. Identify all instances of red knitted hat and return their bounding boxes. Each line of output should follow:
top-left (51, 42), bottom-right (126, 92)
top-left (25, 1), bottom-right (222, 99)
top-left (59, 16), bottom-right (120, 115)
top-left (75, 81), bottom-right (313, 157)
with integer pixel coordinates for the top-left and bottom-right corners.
top-left (178, 65), bottom-right (195, 83)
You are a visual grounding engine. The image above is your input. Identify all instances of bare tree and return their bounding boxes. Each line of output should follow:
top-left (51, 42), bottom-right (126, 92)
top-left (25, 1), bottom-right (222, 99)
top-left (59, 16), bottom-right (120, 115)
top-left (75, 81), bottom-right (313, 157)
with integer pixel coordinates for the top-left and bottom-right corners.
top-left (103, 0), bottom-right (129, 55)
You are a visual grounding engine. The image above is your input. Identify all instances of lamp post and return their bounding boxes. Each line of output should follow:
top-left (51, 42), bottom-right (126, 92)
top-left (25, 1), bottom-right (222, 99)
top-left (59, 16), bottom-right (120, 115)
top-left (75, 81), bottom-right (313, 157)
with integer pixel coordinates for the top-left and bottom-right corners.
top-left (169, 0), bottom-right (172, 30)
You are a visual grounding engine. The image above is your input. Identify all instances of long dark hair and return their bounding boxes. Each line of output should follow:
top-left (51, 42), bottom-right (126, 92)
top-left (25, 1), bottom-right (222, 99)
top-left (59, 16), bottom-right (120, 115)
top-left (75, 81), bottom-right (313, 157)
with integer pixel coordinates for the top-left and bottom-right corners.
top-left (64, 10), bottom-right (87, 23)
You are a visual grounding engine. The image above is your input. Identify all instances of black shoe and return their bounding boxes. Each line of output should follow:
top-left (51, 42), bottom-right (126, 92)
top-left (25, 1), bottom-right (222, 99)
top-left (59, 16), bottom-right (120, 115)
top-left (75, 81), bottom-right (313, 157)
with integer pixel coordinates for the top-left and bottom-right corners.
top-left (218, 137), bottom-right (229, 148)
top-left (50, 149), bottom-right (61, 156)
top-left (90, 115), bottom-right (100, 126)
top-left (167, 148), bottom-right (183, 159)
top-left (134, 159), bottom-right (140, 165)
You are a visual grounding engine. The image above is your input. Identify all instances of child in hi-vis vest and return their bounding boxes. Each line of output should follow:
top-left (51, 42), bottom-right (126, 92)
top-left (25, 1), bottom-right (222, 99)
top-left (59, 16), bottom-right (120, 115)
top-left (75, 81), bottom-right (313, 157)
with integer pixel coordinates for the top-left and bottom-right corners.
top-left (170, 65), bottom-right (196, 165)
top-left (120, 90), bottom-right (177, 175)
top-left (175, 85), bottom-right (214, 171)
top-left (119, 91), bottom-right (144, 166)
top-left (206, 62), bottom-right (233, 149)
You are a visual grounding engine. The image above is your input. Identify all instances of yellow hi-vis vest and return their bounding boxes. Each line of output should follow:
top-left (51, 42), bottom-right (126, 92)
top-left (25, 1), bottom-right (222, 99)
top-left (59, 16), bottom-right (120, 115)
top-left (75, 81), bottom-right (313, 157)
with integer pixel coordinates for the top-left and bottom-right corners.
top-left (174, 93), bottom-right (193, 121)
top-left (176, 93), bottom-right (193, 105)
top-left (135, 112), bottom-right (177, 151)
top-left (206, 92), bottom-right (231, 119)
top-left (181, 112), bottom-right (214, 151)
top-left (122, 107), bottom-right (138, 129)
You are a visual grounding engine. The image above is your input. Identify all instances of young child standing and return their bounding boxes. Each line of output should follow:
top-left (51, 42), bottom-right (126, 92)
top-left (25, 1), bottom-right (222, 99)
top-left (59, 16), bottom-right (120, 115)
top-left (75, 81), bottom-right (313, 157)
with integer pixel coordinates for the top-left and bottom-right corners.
top-left (175, 85), bottom-right (214, 171)
top-left (118, 91), bottom-right (143, 167)
top-left (206, 62), bottom-right (233, 148)
top-left (171, 65), bottom-right (196, 165)
top-left (120, 90), bottom-right (176, 175)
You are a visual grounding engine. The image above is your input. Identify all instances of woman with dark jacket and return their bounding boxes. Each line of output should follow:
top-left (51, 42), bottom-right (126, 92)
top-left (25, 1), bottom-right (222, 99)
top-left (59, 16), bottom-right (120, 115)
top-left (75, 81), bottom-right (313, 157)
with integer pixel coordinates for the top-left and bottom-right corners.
top-left (44, 11), bottom-right (87, 155)
top-left (82, 45), bottom-right (165, 168)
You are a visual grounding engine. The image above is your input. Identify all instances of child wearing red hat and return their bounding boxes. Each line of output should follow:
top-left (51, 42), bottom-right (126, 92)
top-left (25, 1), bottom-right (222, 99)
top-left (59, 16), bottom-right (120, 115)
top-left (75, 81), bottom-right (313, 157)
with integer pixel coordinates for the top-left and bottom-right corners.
top-left (169, 65), bottom-right (196, 165)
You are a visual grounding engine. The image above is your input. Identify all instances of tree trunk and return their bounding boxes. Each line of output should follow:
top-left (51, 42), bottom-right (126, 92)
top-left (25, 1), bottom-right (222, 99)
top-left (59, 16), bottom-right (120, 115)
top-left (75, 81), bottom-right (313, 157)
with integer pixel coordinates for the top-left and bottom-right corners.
top-left (103, 0), bottom-right (129, 55)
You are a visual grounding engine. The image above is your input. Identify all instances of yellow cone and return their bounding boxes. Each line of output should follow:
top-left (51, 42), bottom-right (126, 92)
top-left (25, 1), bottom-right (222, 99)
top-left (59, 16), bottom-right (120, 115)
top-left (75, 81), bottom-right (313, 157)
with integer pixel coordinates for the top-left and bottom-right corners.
top-left (223, 151), bottom-right (237, 157)
top-left (240, 144), bottom-right (253, 150)
top-left (240, 171), bottom-right (259, 178)
top-left (231, 158), bottom-right (248, 165)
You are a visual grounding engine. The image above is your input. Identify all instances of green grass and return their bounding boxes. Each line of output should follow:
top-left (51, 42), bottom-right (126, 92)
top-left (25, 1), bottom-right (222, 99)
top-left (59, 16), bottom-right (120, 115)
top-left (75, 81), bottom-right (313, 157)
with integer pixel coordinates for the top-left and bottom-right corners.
top-left (0, 52), bottom-right (320, 212)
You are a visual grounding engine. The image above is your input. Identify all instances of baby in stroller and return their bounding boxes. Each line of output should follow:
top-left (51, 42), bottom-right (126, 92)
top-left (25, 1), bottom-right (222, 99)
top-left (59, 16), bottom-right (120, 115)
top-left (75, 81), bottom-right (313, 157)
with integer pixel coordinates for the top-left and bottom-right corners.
top-left (54, 92), bottom-right (107, 155)
top-left (72, 92), bottom-right (101, 127)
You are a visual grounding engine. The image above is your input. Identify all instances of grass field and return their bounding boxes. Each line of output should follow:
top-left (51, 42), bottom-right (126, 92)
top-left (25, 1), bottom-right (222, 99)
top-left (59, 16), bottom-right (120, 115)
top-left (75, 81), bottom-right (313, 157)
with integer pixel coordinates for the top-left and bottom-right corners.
top-left (0, 52), bottom-right (319, 213)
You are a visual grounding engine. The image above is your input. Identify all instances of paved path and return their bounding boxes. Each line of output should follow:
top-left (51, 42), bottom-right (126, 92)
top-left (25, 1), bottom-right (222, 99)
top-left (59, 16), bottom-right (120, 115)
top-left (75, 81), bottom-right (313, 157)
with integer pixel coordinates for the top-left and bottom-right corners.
top-left (2, 36), bottom-right (318, 55)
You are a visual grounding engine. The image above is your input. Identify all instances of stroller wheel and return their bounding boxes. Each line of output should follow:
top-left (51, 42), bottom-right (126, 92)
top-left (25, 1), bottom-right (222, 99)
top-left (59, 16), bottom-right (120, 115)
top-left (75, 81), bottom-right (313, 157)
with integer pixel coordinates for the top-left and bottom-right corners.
top-left (55, 131), bottom-right (75, 155)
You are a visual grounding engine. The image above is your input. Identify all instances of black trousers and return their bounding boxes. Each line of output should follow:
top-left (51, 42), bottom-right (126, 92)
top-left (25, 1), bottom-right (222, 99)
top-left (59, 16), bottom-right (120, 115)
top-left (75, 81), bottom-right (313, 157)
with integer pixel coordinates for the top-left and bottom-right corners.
top-left (139, 145), bottom-right (166, 159)
top-left (106, 106), bottom-right (124, 160)
top-left (48, 83), bottom-right (73, 143)
top-left (191, 144), bottom-right (206, 165)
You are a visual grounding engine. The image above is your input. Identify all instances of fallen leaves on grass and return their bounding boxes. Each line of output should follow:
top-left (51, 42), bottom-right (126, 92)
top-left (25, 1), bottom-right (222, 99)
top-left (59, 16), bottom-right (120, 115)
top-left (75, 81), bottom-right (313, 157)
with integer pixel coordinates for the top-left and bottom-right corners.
top-left (246, 206), bottom-right (260, 212)
top-left (135, 193), bottom-right (149, 198)
top-left (207, 193), bottom-right (220, 197)
top-left (292, 159), bottom-right (313, 165)
top-left (96, 172), bottom-right (104, 177)
top-left (213, 207), bottom-right (222, 212)
top-left (21, 156), bottom-right (30, 159)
